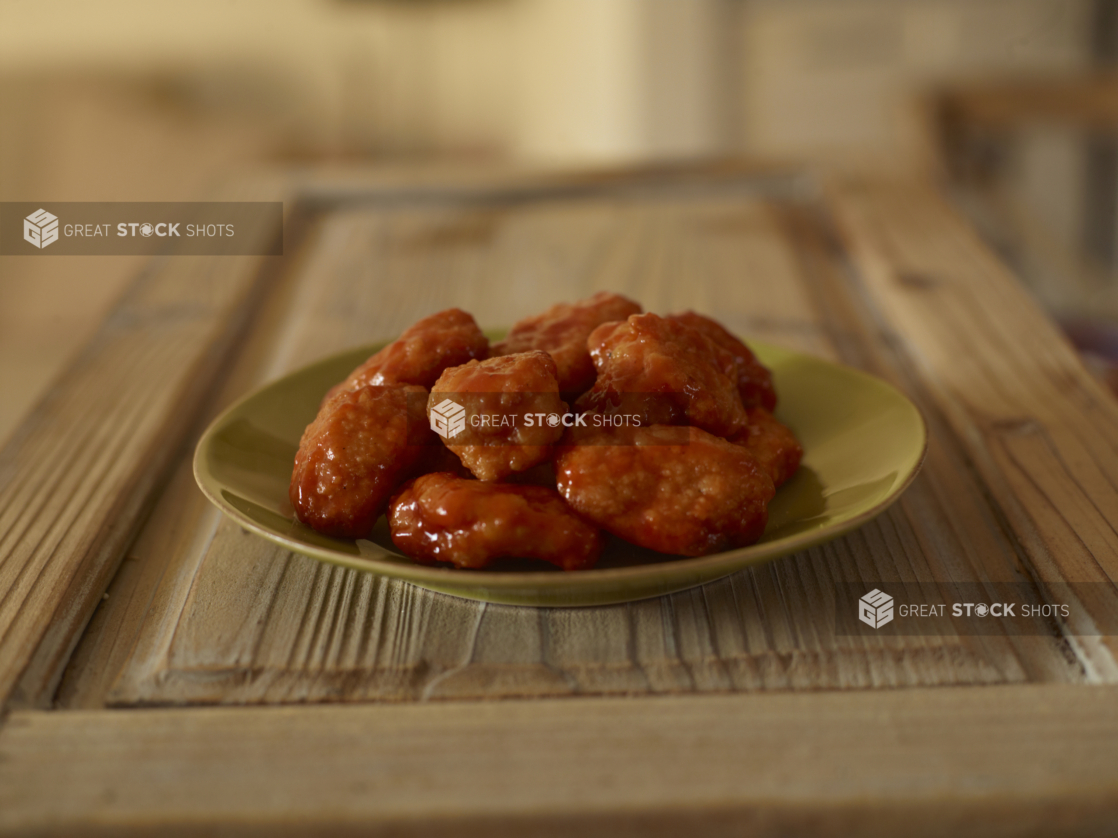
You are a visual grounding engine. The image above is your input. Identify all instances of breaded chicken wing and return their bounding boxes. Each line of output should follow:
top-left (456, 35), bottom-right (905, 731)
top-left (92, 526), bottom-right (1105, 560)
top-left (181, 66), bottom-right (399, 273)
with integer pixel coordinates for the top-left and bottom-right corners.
top-left (430, 351), bottom-right (567, 481)
top-left (490, 291), bottom-right (641, 395)
top-left (389, 472), bottom-right (604, 570)
top-left (291, 384), bottom-right (431, 538)
top-left (555, 424), bottom-right (774, 556)
top-left (729, 407), bottom-right (803, 488)
top-left (577, 313), bottom-right (748, 438)
top-left (667, 310), bottom-right (776, 411)
top-left (326, 309), bottom-right (487, 402)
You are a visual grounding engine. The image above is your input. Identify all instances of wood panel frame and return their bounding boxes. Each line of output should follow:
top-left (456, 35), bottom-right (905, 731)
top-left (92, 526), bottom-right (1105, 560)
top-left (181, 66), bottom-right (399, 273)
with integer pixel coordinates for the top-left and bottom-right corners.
top-left (3, 685), bottom-right (1118, 836)
top-left (0, 163), bottom-right (1116, 833)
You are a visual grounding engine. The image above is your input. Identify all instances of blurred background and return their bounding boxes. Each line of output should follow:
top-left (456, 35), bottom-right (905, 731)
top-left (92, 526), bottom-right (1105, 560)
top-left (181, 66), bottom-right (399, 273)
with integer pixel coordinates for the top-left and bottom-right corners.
top-left (2, 0), bottom-right (1118, 443)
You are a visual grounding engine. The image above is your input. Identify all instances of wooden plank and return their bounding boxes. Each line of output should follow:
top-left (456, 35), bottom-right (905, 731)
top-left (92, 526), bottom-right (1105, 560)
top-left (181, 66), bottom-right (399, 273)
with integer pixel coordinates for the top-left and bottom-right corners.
top-left (4, 685), bottom-right (1118, 836)
top-left (52, 212), bottom-right (357, 711)
top-left (0, 180), bottom-right (290, 710)
top-left (829, 176), bottom-right (1118, 677)
top-left (59, 183), bottom-right (1086, 708)
top-left (935, 73), bottom-right (1118, 134)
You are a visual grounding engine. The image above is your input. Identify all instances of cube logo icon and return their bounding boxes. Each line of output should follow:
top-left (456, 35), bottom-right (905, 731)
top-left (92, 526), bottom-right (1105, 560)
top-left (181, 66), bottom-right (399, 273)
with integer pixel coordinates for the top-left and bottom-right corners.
top-left (430, 398), bottom-right (467, 439)
top-left (858, 589), bottom-right (894, 629)
top-left (24, 209), bottom-right (59, 249)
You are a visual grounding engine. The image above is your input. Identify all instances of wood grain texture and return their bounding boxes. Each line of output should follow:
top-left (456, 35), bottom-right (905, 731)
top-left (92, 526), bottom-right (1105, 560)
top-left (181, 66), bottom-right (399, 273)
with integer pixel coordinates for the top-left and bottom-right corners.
top-left (5, 685), bottom-right (1118, 837)
top-left (0, 179), bottom-right (290, 710)
top-left (57, 179), bottom-right (1093, 709)
top-left (830, 177), bottom-right (1118, 676)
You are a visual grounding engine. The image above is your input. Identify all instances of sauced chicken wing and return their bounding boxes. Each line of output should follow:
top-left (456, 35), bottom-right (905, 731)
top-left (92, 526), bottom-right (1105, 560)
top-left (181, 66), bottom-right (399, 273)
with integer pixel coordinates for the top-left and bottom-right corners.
top-left (326, 309), bottom-right (487, 402)
top-left (429, 351), bottom-right (567, 482)
top-left (586, 319), bottom-right (623, 369)
top-left (388, 472), bottom-right (604, 570)
top-left (667, 311), bottom-right (776, 411)
top-left (576, 313), bottom-right (748, 438)
top-left (729, 407), bottom-right (803, 488)
top-left (555, 424), bottom-right (775, 556)
top-left (490, 291), bottom-right (642, 395)
top-left (291, 299), bottom-right (800, 565)
top-left (414, 437), bottom-right (475, 480)
top-left (291, 384), bottom-right (432, 538)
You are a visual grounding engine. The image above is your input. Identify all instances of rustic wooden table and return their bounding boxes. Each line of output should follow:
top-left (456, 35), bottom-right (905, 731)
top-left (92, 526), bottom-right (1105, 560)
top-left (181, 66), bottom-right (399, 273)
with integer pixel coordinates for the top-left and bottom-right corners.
top-left (1, 163), bottom-right (1117, 836)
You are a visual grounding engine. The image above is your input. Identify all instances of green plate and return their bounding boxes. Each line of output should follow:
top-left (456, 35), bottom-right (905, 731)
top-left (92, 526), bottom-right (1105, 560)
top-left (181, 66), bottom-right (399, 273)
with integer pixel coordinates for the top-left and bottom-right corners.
top-left (193, 338), bottom-right (926, 607)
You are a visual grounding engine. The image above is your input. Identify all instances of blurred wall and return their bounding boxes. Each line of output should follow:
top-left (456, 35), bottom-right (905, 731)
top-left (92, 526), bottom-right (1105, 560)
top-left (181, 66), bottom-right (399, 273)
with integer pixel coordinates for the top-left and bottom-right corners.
top-left (1, 0), bottom-right (1093, 168)
top-left (741, 0), bottom-right (1090, 167)
top-left (515, 0), bottom-right (729, 161)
